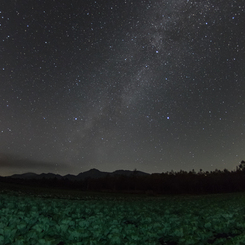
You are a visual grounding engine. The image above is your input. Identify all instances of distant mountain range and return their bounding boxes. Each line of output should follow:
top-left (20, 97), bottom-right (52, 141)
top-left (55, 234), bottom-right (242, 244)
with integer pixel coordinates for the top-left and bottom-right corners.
top-left (8, 168), bottom-right (150, 181)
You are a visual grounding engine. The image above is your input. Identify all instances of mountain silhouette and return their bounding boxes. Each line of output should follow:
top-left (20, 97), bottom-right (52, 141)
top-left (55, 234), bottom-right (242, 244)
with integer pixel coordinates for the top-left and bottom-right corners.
top-left (8, 168), bottom-right (149, 181)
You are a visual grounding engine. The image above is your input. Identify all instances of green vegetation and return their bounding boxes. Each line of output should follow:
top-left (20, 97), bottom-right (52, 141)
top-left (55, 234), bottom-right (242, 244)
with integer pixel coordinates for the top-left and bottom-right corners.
top-left (0, 188), bottom-right (245, 244)
top-left (1, 163), bottom-right (245, 244)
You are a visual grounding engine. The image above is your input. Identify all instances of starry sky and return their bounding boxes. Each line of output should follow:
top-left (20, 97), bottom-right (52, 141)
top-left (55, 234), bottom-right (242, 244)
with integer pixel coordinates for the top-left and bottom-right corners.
top-left (1, 0), bottom-right (245, 176)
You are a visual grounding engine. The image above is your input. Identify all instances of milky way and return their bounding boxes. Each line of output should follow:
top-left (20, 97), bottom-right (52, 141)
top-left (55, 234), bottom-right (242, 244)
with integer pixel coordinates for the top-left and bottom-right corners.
top-left (1, 0), bottom-right (244, 176)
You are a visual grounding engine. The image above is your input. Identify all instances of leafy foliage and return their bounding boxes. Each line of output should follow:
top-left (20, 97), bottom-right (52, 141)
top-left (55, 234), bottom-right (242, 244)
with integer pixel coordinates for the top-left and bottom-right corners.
top-left (1, 192), bottom-right (245, 244)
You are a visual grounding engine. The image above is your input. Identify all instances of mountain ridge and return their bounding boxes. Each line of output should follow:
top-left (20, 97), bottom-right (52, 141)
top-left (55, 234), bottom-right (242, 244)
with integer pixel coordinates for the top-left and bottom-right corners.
top-left (8, 168), bottom-right (150, 181)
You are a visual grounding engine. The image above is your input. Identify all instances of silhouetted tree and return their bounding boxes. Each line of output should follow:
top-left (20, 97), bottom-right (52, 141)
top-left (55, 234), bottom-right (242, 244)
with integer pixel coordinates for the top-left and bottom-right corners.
top-left (238, 160), bottom-right (245, 172)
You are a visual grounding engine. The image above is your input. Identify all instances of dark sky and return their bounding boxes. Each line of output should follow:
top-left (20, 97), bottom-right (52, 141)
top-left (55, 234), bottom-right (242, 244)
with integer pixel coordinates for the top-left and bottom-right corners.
top-left (1, 0), bottom-right (245, 176)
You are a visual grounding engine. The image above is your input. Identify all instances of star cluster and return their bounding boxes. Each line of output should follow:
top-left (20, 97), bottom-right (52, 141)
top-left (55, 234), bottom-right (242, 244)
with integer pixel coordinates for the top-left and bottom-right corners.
top-left (0, 0), bottom-right (245, 176)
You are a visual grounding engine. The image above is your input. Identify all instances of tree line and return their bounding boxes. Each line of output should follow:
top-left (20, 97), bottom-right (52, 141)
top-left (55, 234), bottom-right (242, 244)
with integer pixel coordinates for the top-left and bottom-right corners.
top-left (1, 162), bottom-right (245, 195)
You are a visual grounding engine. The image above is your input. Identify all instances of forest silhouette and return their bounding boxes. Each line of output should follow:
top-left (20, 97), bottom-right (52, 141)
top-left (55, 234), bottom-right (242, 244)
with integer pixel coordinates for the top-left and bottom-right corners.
top-left (1, 161), bottom-right (245, 196)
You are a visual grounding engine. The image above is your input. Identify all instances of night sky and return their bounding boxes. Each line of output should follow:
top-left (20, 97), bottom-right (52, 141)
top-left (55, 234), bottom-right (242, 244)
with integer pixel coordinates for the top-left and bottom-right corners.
top-left (1, 0), bottom-right (245, 176)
